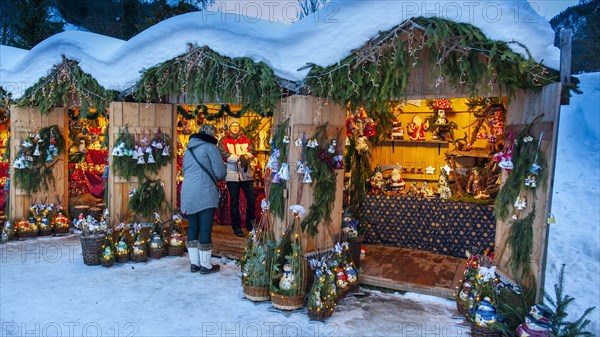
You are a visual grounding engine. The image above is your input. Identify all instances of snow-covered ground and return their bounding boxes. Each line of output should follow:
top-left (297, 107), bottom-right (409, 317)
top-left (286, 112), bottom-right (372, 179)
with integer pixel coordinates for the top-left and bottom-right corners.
top-left (545, 72), bottom-right (600, 333)
top-left (0, 235), bottom-right (467, 337)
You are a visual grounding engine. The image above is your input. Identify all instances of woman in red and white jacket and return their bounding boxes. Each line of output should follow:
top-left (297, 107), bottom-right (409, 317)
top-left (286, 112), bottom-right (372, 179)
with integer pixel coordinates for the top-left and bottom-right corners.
top-left (217, 119), bottom-right (256, 237)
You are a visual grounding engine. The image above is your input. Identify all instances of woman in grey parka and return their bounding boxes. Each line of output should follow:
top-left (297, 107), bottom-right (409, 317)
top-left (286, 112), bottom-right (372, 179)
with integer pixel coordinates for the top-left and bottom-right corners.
top-left (180, 124), bottom-right (226, 274)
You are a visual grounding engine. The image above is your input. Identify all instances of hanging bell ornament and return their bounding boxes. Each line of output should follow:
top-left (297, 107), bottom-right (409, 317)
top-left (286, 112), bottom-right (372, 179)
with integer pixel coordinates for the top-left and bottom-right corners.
top-left (132, 146), bottom-right (140, 160)
top-left (137, 155), bottom-right (146, 165)
top-left (282, 135), bottom-right (290, 143)
top-left (46, 150), bottom-right (53, 162)
top-left (296, 161), bottom-right (305, 174)
top-left (514, 195), bottom-right (527, 211)
top-left (277, 163), bottom-right (290, 181)
top-left (33, 145), bottom-right (40, 156)
top-left (302, 170), bottom-right (313, 184)
top-left (271, 173), bottom-right (282, 184)
top-left (147, 152), bottom-right (156, 164)
top-left (161, 146), bottom-right (170, 156)
top-left (145, 146), bottom-right (153, 154)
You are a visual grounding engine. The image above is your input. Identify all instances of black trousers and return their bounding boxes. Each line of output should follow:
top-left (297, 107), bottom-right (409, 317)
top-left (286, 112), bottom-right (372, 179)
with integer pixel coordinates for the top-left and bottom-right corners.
top-left (227, 180), bottom-right (255, 230)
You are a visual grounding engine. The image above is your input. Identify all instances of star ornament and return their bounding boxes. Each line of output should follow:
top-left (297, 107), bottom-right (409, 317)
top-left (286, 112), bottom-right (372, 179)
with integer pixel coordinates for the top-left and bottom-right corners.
top-left (425, 165), bottom-right (436, 175)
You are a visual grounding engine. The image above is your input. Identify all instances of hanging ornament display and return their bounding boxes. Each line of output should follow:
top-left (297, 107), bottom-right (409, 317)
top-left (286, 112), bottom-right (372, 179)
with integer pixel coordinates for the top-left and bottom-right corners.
top-left (277, 163), bottom-right (290, 181)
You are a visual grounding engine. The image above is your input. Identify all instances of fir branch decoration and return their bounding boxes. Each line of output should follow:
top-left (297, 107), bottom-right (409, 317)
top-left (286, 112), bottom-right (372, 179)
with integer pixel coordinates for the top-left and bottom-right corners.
top-left (345, 137), bottom-right (373, 215)
top-left (494, 123), bottom-right (547, 220)
top-left (135, 46), bottom-right (279, 116)
top-left (301, 124), bottom-right (338, 236)
top-left (13, 125), bottom-right (65, 194)
top-left (305, 17), bottom-right (556, 113)
top-left (268, 119), bottom-right (290, 219)
top-left (18, 58), bottom-right (115, 117)
top-left (128, 178), bottom-right (170, 221)
top-left (507, 209), bottom-right (535, 277)
top-left (544, 265), bottom-right (596, 336)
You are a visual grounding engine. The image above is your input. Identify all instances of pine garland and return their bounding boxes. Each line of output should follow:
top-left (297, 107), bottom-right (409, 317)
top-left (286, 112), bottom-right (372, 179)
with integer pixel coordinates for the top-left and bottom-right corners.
top-left (13, 125), bottom-right (65, 194)
top-left (176, 104), bottom-right (264, 121)
top-left (17, 58), bottom-right (115, 117)
top-left (135, 46), bottom-right (279, 116)
top-left (305, 17), bottom-right (556, 114)
top-left (507, 209), bottom-right (535, 277)
top-left (301, 125), bottom-right (338, 236)
top-left (268, 119), bottom-right (290, 219)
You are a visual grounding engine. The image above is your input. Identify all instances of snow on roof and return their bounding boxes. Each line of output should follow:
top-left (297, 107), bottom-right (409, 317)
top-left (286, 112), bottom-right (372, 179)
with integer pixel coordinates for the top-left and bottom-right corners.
top-left (0, 0), bottom-right (560, 98)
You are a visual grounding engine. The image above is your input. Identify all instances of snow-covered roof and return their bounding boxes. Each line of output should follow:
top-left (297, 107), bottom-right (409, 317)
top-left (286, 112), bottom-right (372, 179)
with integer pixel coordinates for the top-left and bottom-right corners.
top-left (0, 0), bottom-right (560, 98)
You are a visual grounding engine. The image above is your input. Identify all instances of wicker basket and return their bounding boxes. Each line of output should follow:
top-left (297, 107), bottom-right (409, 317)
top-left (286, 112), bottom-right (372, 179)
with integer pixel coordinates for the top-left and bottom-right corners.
top-left (130, 252), bottom-right (148, 262)
top-left (149, 248), bottom-right (165, 259)
top-left (307, 308), bottom-right (333, 321)
top-left (470, 323), bottom-right (502, 337)
top-left (39, 228), bottom-right (53, 236)
top-left (53, 227), bottom-right (70, 236)
top-left (167, 245), bottom-right (185, 256)
top-left (80, 235), bottom-right (105, 266)
top-left (243, 286), bottom-right (270, 302)
top-left (17, 231), bottom-right (38, 240)
top-left (101, 258), bottom-right (114, 268)
top-left (456, 300), bottom-right (469, 315)
top-left (271, 294), bottom-right (305, 311)
top-left (115, 253), bottom-right (130, 263)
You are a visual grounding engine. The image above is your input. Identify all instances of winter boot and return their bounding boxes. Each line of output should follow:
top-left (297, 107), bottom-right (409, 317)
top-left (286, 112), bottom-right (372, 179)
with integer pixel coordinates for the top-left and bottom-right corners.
top-left (198, 243), bottom-right (220, 274)
top-left (186, 240), bottom-right (200, 273)
top-left (232, 227), bottom-right (244, 237)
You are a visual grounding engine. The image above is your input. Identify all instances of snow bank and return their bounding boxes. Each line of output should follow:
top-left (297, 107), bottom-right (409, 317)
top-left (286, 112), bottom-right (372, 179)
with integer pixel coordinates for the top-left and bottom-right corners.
top-left (1, 0), bottom-right (560, 97)
top-left (547, 72), bottom-right (600, 333)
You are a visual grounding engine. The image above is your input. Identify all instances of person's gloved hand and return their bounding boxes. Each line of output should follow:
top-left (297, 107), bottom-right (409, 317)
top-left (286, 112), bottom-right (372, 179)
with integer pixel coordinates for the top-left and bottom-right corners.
top-left (228, 154), bottom-right (239, 162)
top-left (239, 154), bottom-right (250, 173)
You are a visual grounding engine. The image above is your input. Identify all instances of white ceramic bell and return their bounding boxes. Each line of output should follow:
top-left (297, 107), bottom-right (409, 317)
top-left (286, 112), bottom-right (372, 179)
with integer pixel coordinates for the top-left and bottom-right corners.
top-left (132, 146), bottom-right (140, 160)
top-left (277, 163), bottom-right (289, 181)
top-left (161, 146), bottom-right (170, 156)
top-left (302, 170), bottom-right (313, 184)
top-left (147, 152), bottom-right (156, 164)
top-left (33, 145), bottom-right (40, 156)
top-left (296, 161), bottom-right (305, 174)
top-left (137, 155), bottom-right (146, 164)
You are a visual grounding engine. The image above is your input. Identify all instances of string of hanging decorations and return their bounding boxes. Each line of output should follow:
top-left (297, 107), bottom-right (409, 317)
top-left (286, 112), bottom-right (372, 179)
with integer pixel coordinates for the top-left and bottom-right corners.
top-left (17, 57), bottom-right (115, 118)
top-left (134, 45), bottom-right (279, 117)
top-left (176, 104), bottom-right (273, 121)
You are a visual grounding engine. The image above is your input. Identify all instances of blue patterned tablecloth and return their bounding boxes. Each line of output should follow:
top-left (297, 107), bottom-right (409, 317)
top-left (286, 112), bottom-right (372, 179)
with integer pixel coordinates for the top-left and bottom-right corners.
top-left (359, 194), bottom-right (496, 258)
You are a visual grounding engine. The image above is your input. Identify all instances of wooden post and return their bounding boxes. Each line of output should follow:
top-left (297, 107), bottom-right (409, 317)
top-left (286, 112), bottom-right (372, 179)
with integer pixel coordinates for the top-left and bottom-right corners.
top-left (560, 29), bottom-right (572, 105)
top-left (273, 96), bottom-right (346, 253)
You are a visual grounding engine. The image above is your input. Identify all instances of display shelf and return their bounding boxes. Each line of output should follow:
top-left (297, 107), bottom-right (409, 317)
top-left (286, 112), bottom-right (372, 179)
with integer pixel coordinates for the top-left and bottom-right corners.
top-left (401, 173), bottom-right (438, 181)
top-left (446, 149), bottom-right (491, 158)
top-left (381, 139), bottom-right (449, 145)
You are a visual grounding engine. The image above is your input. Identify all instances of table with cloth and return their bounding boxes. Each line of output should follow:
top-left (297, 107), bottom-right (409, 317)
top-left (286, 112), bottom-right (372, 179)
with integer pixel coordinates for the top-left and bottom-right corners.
top-left (359, 194), bottom-right (496, 258)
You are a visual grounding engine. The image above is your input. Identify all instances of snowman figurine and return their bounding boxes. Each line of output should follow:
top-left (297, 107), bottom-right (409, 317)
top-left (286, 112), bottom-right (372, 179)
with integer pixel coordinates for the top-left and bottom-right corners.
top-left (474, 297), bottom-right (497, 327)
top-left (345, 264), bottom-right (358, 283)
top-left (279, 263), bottom-right (295, 290)
top-left (116, 237), bottom-right (128, 255)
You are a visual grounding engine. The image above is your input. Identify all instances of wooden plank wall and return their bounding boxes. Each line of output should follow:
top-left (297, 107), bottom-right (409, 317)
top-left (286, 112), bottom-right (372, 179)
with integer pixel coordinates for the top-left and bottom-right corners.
top-left (273, 95), bottom-right (346, 253)
top-left (108, 103), bottom-right (175, 225)
top-left (9, 106), bottom-right (68, 220)
top-left (495, 83), bottom-right (562, 300)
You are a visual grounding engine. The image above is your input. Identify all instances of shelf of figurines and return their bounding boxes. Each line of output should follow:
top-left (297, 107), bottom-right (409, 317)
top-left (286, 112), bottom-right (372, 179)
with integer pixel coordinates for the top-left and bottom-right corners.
top-left (381, 139), bottom-right (449, 145)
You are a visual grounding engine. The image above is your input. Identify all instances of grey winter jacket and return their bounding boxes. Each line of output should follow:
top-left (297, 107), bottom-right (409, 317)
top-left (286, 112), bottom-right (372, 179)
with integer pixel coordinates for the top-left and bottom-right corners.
top-left (180, 134), bottom-right (227, 215)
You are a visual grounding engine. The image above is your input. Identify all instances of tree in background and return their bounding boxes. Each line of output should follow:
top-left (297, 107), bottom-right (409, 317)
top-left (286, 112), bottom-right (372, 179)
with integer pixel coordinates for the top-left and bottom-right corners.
top-left (139, 0), bottom-right (199, 33)
top-left (550, 0), bottom-right (600, 73)
top-left (120, 0), bottom-right (142, 40)
top-left (296, 0), bottom-right (329, 20)
top-left (8, 0), bottom-right (63, 48)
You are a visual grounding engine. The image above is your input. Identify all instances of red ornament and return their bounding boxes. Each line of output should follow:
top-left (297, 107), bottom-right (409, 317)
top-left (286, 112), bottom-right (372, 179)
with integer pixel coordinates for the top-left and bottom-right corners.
top-left (433, 99), bottom-right (452, 110)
